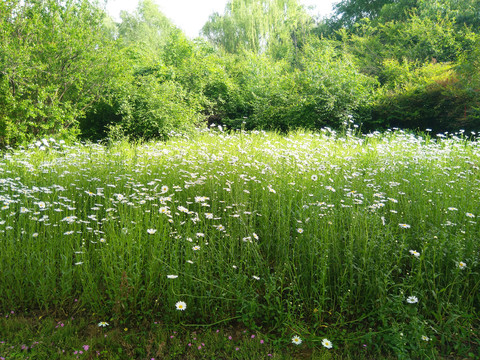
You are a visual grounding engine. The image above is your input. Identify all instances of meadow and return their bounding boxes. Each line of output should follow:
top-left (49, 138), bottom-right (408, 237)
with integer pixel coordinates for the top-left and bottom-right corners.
top-left (0, 128), bottom-right (479, 359)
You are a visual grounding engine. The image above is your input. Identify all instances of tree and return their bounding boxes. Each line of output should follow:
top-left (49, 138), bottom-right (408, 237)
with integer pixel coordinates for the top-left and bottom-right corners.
top-left (341, 13), bottom-right (475, 79)
top-left (201, 0), bottom-right (313, 63)
top-left (81, 1), bottom-right (209, 142)
top-left (330, 0), bottom-right (418, 29)
top-left (417, 0), bottom-right (480, 30)
top-left (0, 0), bottom-right (122, 147)
top-left (117, 0), bottom-right (177, 64)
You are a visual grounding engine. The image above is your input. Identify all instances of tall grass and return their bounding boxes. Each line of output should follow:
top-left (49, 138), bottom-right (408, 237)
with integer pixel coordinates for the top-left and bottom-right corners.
top-left (0, 129), bottom-right (479, 357)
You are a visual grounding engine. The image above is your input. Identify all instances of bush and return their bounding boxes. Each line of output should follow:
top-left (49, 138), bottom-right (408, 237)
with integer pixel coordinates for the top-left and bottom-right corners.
top-left (296, 40), bottom-right (378, 129)
top-left (368, 60), bottom-right (480, 132)
top-left (80, 31), bottom-right (207, 142)
top-left (115, 74), bottom-right (202, 141)
top-left (223, 41), bottom-right (377, 131)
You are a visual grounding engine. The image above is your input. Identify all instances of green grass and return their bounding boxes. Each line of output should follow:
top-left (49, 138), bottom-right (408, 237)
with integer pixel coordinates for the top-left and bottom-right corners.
top-left (0, 129), bottom-right (479, 358)
top-left (0, 314), bottom-right (380, 359)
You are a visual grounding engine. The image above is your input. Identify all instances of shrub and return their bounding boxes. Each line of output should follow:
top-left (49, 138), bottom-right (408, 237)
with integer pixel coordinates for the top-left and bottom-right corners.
top-left (368, 60), bottom-right (480, 132)
top-left (115, 74), bottom-right (202, 141)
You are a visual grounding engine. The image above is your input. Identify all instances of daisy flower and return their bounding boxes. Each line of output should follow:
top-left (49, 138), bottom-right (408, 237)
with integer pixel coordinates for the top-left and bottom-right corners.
top-left (98, 321), bottom-right (109, 327)
top-left (175, 301), bottom-right (187, 311)
top-left (458, 261), bottom-right (466, 270)
top-left (147, 229), bottom-right (157, 234)
top-left (399, 223), bottom-right (411, 229)
top-left (322, 338), bottom-right (332, 349)
top-left (421, 335), bottom-right (430, 341)
top-left (167, 275), bottom-right (178, 279)
top-left (192, 245), bottom-right (200, 251)
top-left (406, 296), bottom-right (418, 304)
top-left (409, 250), bottom-right (420, 258)
top-left (291, 335), bottom-right (302, 345)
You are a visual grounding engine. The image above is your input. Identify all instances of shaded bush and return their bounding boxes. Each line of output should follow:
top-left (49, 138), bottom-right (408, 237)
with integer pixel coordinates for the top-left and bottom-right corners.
top-left (367, 60), bottom-right (480, 132)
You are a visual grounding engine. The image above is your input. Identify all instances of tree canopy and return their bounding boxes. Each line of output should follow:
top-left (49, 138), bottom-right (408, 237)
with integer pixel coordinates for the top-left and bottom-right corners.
top-left (201, 0), bottom-right (313, 61)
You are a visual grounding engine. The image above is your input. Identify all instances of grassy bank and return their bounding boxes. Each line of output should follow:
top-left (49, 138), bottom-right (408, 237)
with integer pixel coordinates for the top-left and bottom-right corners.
top-left (0, 129), bottom-right (479, 358)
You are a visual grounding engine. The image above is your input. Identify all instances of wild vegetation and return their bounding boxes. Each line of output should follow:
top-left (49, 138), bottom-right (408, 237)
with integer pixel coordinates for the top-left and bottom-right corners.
top-left (1, 0), bottom-right (479, 358)
top-left (1, 129), bottom-right (479, 358)
top-left (1, 0), bottom-right (480, 147)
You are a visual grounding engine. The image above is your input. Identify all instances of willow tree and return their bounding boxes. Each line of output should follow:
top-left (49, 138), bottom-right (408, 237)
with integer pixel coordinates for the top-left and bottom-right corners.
top-left (201, 0), bottom-right (313, 61)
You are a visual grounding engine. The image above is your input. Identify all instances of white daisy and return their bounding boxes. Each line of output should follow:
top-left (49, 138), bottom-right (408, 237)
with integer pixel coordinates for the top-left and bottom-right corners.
top-left (175, 301), bottom-right (187, 311)
top-left (291, 335), bottom-right (302, 345)
top-left (409, 250), bottom-right (420, 258)
top-left (406, 296), bottom-right (418, 304)
top-left (322, 338), bottom-right (332, 349)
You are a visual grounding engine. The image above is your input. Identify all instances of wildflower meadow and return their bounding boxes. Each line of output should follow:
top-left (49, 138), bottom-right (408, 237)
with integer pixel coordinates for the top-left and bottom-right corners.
top-left (0, 128), bottom-right (479, 359)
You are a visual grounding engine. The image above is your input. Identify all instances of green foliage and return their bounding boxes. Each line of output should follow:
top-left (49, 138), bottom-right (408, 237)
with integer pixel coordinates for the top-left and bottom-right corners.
top-left (178, 39), bottom-right (377, 132)
top-left (329, 0), bottom-right (480, 31)
top-left (115, 74), bottom-right (202, 141)
top-left (117, 0), bottom-right (177, 64)
top-left (457, 34), bottom-right (480, 93)
top-left (80, 98), bottom-right (123, 141)
top-left (0, 0), bottom-right (122, 147)
top-left (331, 0), bottom-right (418, 29)
top-left (296, 40), bottom-right (377, 128)
top-left (80, 3), bottom-right (206, 142)
top-left (2, 0), bottom-right (480, 144)
top-left (201, 0), bottom-right (313, 63)
top-left (368, 60), bottom-right (480, 132)
top-left (336, 8), bottom-right (479, 132)
top-left (225, 41), bottom-right (377, 131)
top-left (342, 14), bottom-right (472, 78)
top-left (417, 0), bottom-right (480, 30)
top-left (184, 46), bottom-right (253, 127)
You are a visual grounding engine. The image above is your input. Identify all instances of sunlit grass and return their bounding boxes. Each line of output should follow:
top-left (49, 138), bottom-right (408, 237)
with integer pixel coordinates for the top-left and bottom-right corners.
top-left (0, 128), bottom-right (479, 358)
